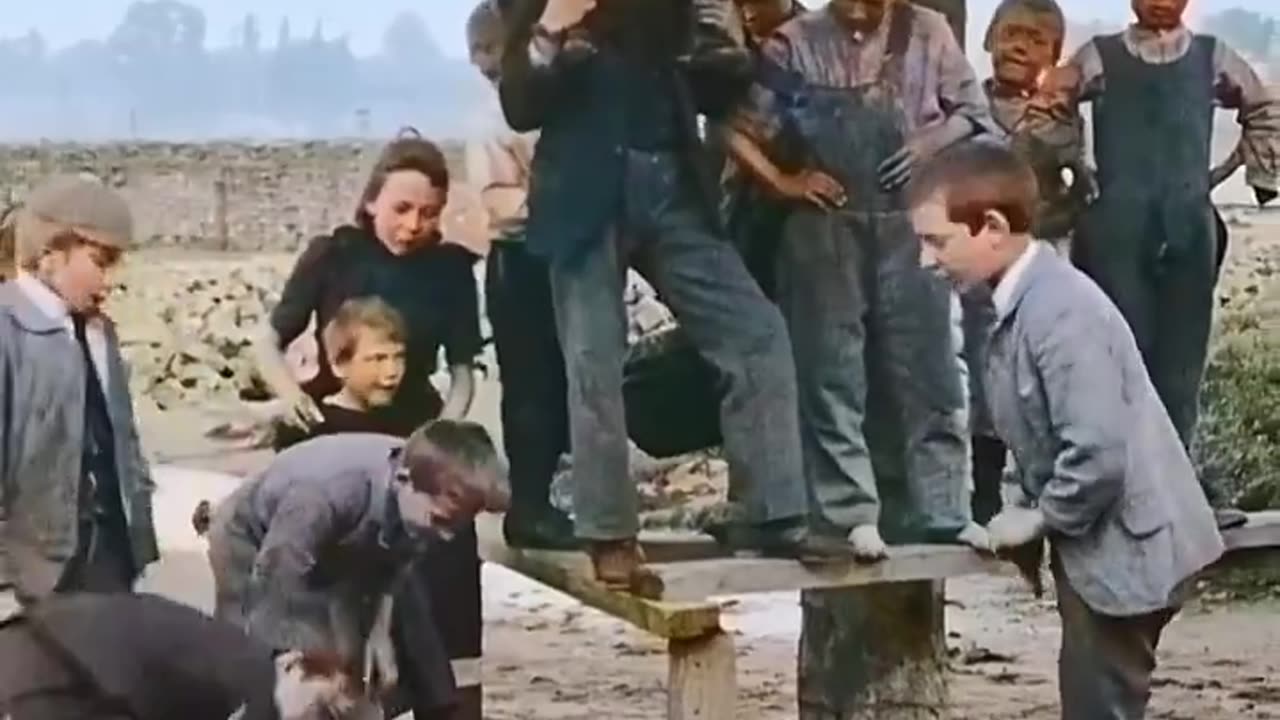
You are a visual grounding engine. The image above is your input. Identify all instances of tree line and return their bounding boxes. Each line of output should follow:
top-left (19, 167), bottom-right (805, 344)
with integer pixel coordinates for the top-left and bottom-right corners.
top-left (0, 0), bottom-right (490, 141)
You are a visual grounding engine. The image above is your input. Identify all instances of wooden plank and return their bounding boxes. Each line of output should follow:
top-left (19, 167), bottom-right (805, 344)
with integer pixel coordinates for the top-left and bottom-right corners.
top-left (1222, 511), bottom-right (1280, 552)
top-left (651, 544), bottom-right (1012, 602)
top-left (668, 631), bottom-right (737, 720)
top-left (476, 517), bottom-right (721, 640)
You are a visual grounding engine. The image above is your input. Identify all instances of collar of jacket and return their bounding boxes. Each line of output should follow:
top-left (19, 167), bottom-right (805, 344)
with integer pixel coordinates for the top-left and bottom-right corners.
top-left (993, 240), bottom-right (1056, 327)
top-left (0, 280), bottom-right (66, 334)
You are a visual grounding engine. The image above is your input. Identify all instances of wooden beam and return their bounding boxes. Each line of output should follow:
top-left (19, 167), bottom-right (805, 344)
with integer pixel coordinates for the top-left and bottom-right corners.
top-left (650, 544), bottom-right (1012, 602)
top-left (476, 517), bottom-right (722, 640)
top-left (668, 631), bottom-right (737, 720)
top-left (1222, 511), bottom-right (1280, 552)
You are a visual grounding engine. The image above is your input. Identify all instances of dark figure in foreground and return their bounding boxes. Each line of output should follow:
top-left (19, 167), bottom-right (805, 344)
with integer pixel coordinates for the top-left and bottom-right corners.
top-left (910, 143), bottom-right (1224, 720)
top-left (0, 592), bottom-right (380, 720)
top-left (500, 0), bottom-right (856, 591)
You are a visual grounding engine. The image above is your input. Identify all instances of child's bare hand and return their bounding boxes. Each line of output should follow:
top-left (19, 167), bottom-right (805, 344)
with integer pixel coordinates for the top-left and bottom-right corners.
top-left (774, 169), bottom-right (847, 210)
top-left (281, 391), bottom-right (324, 430)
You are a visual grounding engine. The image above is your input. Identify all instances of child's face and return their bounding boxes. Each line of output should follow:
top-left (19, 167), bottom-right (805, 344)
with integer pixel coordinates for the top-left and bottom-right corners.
top-left (830, 0), bottom-right (893, 35)
top-left (364, 169), bottom-right (446, 256)
top-left (911, 194), bottom-right (1006, 292)
top-left (469, 36), bottom-right (502, 85)
top-left (394, 465), bottom-right (488, 542)
top-left (1131, 0), bottom-right (1187, 31)
top-left (990, 9), bottom-right (1061, 91)
top-left (334, 328), bottom-right (406, 409)
top-left (39, 240), bottom-right (118, 315)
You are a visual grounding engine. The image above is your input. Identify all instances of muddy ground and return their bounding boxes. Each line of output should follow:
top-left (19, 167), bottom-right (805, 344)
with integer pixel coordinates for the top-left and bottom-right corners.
top-left (125, 207), bottom-right (1280, 719)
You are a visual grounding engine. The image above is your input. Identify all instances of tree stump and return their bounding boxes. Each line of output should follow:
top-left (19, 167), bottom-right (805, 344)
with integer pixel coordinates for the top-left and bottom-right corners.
top-left (798, 581), bottom-right (949, 720)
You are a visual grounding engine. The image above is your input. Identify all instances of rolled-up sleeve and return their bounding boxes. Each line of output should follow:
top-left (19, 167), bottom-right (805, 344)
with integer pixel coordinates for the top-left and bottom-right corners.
top-left (1214, 43), bottom-right (1280, 192)
top-left (1032, 306), bottom-right (1129, 538)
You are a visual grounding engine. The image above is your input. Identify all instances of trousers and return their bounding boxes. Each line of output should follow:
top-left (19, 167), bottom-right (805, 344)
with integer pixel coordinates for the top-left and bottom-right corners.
top-left (550, 150), bottom-right (808, 539)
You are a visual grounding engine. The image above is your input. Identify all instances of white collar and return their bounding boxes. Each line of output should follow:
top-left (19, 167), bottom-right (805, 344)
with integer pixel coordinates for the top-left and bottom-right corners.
top-left (15, 270), bottom-right (71, 324)
top-left (992, 241), bottom-right (1040, 317)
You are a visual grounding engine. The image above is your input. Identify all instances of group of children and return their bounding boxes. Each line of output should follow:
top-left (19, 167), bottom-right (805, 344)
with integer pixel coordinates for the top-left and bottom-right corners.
top-left (0, 0), bottom-right (1277, 718)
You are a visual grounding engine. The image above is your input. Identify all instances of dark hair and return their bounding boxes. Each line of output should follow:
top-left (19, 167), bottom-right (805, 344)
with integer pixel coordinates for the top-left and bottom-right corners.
top-left (982, 0), bottom-right (1066, 55)
top-left (354, 135), bottom-right (451, 230)
top-left (400, 419), bottom-right (509, 510)
top-left (321, 297), bottom-right (407, 366)
top-left (907, 141), bottom-right (1039, 235)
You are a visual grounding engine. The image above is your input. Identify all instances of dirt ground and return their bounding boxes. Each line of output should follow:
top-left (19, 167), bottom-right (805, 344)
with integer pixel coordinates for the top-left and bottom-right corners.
top-left (129, 207), bottom-right (1280, 720)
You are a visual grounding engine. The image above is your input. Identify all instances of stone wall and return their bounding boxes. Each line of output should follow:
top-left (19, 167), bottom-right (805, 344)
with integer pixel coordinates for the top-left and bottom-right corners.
top-left (0, 141), bottom-right (470, 252)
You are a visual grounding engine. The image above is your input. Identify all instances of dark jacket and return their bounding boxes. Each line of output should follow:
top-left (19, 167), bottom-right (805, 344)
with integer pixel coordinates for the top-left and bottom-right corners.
top-left (498, 3), bottom-right (745, 266)
top-left (0, 281), bottom-right (160, 604)
top-left (0, 593), bottom-right (280, 720)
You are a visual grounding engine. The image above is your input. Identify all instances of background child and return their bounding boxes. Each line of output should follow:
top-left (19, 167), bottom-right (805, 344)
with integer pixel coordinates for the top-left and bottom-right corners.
top-left (0, 174), bottom-right (159, 615)
top-left (271, 300), bottom-right (486, 720)
top-left (272, 296), bottom-right (414, 450)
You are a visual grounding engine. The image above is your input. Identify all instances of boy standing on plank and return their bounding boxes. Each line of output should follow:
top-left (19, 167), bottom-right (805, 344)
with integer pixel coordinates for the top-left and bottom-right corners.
top-left (0, 175), bottom-right (159, 618)
top-left (1046, 0), bottom-right (1279, 529)
top-left (909, 142), bottom-right (1224, 720)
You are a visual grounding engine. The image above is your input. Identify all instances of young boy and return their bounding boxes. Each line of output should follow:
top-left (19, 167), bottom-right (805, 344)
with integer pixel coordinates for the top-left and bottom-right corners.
top-left (0, 592), bottom-right (380, 720)
top-left (965, 0), bottom-right (1092, 524)
top-left (908, 142), bottom-right (1224, 720)
top-left (0, 175), bottom-right (159, 617)
top-left (272, 297), bottom-right (416, 450)
top-left (269, 304), bottom-right (486, 720)
top-left (206, 426), bottom-right (508, 718)
top-left (1047, 0), bottom-right (1279, 528)
top-left (465, 0), bottom-right (576, 552)
top-left (726, 0), bottom-right (994, 557)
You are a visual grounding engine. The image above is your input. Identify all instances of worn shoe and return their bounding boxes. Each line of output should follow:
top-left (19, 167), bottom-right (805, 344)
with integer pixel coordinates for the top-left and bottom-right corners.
top-left (1214, 508), bottom-right (1249, 531)
top-left (503, 507), bottom-right (582, 551)
top-left (589, 539), bottom-right (665, 599)
top-left (754, 521), bottom-right (857, 566)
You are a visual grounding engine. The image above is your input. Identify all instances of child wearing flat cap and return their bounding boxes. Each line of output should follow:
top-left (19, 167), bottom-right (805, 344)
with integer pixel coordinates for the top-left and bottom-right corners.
top-left (0, 175), bottom-right (159, 619)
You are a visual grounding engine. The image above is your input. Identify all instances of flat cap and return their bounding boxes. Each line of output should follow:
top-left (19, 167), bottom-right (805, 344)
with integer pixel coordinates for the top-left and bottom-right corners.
top-left (19, 174), bottom-right (134, 253)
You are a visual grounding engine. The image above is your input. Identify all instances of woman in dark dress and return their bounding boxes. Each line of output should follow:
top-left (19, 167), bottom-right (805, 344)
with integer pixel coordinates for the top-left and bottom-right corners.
top-left (252, 133), bottom-right (484, 720)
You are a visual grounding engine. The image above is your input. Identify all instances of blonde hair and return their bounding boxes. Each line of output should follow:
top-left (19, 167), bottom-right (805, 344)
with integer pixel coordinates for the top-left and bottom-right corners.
top-left (321, 297), bottom-right (407, 366)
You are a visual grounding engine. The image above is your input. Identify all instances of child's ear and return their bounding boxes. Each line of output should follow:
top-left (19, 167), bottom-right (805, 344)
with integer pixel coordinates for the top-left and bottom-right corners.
top-left (982, 208), bottom-right (1012, 237)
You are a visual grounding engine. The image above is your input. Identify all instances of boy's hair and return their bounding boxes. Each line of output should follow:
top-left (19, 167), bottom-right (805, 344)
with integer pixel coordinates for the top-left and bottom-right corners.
top-left (354, 135), bottom-right (451, 230)
top-left (322, 297), bottom-right (407, 366)
top-left (907, 141), bottom-right (1040, 235)
top-left (982, 0), bottom-right (1066, 55)
top-left (400, 419), bottom-right (510, 511)
top-left (467, 0), bottom-right (505, 52)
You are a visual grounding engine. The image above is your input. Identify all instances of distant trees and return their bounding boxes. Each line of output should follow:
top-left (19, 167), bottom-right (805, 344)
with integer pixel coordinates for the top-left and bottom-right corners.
top-left (0, 1), bottom-right (486, 141)
top-left (1203, 8), bottom-right (1278, 61)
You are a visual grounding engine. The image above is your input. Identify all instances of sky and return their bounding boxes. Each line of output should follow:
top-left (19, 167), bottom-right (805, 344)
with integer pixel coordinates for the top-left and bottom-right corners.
top-left (2, 0), bottom-right (1277, 58)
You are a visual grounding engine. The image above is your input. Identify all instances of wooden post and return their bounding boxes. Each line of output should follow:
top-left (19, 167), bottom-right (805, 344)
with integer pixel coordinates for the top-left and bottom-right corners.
top-left (668, 630), bottom-right (737, 720)
top-left (214, 167), bottom-right (230, 251)
top-left (798, 581), bottom-right (949, 720)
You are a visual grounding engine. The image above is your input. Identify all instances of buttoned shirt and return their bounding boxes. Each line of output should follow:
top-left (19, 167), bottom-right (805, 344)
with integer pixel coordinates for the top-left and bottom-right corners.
top-left (14, 271), bottom-right (110, 395)
top-left (1069, 24), bottom-right (1280, 191)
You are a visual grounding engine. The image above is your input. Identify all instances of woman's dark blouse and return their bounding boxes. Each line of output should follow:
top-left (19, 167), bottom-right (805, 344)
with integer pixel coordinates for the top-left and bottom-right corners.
top-left (269, 225), bottom-right (482, 424)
